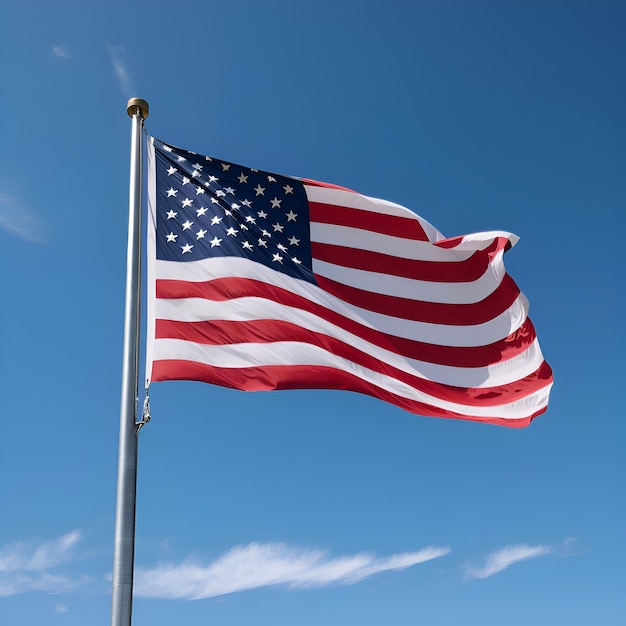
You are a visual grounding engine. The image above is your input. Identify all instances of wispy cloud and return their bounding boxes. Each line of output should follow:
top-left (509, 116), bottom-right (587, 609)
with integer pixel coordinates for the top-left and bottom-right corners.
top-left (55, 602), bottom-right (69, 614)
top-left (0, 192), bottom-right (45, 242)
top-left (465, 543), bottom-right (552, 580)
top-left (135, 542), bottom-right (451, 600)
top-left (51, 44), bottom-right (70, 59)
top-left (107, 45), bottom-right (134, 97)
top-left (0, 531), bottom-right (91, 597)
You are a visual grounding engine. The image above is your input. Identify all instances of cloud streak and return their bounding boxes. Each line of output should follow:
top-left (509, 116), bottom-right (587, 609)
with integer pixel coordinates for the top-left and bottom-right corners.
top-left (465, 543), bottom-right (552, 580)
top-left (108, 45), bottom-right (134, 97)
top-left (0, 531), bottom-right (90, 597)
top-left (0, 192), bottom-right (45, 242)
top-left (51, 44), bottom-right (70, 59)
top-left (135, 542), bottom-right (450, 600)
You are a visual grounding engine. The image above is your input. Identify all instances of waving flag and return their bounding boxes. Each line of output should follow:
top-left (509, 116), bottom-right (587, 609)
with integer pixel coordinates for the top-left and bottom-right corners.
top-left (146, 137), bottom-right (553, 427)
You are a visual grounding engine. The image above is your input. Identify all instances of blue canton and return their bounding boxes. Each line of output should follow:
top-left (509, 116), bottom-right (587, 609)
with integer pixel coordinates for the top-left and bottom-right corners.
top-left (154, 139), bottom-right (316, 284)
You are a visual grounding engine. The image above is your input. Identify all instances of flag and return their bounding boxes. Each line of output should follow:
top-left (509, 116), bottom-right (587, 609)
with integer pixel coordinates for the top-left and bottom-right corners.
top-left (146, 137), bottom-right (553, 427)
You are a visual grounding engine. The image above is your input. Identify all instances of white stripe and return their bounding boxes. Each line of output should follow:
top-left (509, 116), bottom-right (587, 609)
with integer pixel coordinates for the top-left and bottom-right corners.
top-left (153, 257), bottom-right (529, 346)
top-left (350, 293), bottom-right (529, 347)
top-left (310, 222), bottom-right (475, 262)
top-left (152, 339), bottom-right (551, 419)
top-left (155, 296), bottom-right (546, 388)
top-left (312, 251), bottom-right (506, 304)
top-left (304, 185), bottom-right (444, 242)
top-left (450, 231), bottom-right (519, 250)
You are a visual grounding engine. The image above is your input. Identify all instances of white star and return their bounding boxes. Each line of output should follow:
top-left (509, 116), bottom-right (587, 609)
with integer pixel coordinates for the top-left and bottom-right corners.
top-left (241, 224), bottom-right (249, 231)
top-left (231, 203), bottom-right (240, 210)
top-left (205, 155), bottom-right (213, 161)
top-left (254, 184), bottom-right (265, 196)
top-left (245, 215), bottom-right (256, 224)
top-left (257, 210), bottom-right (268, 219)
top-left (191, 170), bottom-right (200, 178)
top-left (238, 173), bottom-right (248, 183)
top-left (193, 163), bottom-right (203, 171)
top-left (288, 236), bottom-right (300, 246)
top-left (221, 163), bottom-right (231, 171)
top-left (182, 176), bottom-right (190, 185)
top-left (166, 232), bottom-right (178, 242)
top-left (283, 184), bottom-right (294, 194)
top-left (216, 190), bottom-right (226, 198)
top-left (209, 175), bottom-right (219, 183)
top-left (177, 156), bottom-right (187, 163)
top-left (166, 187), bottom-right (178, 197)
top-left (224, 186), bottom-right (235, 195)
top-left (285, 210), bottom-right (297, 221)
top-left (270, 197), bottom-right (282, 208)
top-left (211, 216), bottom-right (223, 225)
top-left (210, 198), bottom-right (220, 204)
top-left (181, 243), bottom-right (193, 254)
top-left (261, 229), bottom-right (272, 238)
top-left (292, 257), bottom-right (302, 264)
top-left (277, 243), bottom-right (287, 252)
top-left (272, 253), bottom-right (283, 263)
top-left (258, 239), bottom-right (268, 248)
top-left (210, 236), bottom-right (222, 247)
top-left (182, 220), bottom-right (193, 230)
top-left (195, 186), bottom-right (205, 195)
top-left (224, 209), bottom-right (233, 217)
top-left (268, 175), bottom-right (276, 182)
top-left (196, 229), bottom-right (207, 239)
top-left (162, 144), bottom-right (173, 152)
top-left (242, 241), bottom-right (253, 250)
top-left (167, 166), bottom-right (177, 176)
top-left (197, 207), bottom-right (208, 217)
top-left (181, 198), bottom-right (193, 208)
top-left (166, 210), bottom-right (177, 219)
top-left (272, 222), bottom-right (284, 233)
top-left (226, 227), bottom-right (239, 236)
top-left (241, 199), bottom-right (252, 207)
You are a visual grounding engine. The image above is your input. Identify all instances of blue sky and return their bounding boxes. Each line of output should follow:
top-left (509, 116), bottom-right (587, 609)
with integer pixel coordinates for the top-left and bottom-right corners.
top-left (0, 1), bottom-right (624, 624)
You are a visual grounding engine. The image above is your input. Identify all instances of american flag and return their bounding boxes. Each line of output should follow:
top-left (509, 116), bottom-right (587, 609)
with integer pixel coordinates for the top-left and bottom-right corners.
top-left (146, 137), bottom-right (553, 427)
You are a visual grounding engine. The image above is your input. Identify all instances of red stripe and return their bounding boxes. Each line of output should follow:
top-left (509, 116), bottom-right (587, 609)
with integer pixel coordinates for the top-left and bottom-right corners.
top-left (311, 241), bottom-right (498, 282)
top-left (315, 273), bottom-right (520, 325)
top-left (151, 359), bottom-right (544, 427)
top-left (155, 318), bottom-right (552, 406)
top-left (155, 277), bottom-right (536, 367)
top-left (309, 202), bottom-right (430, 241)
top-left (436, 234), bottom-right (515, 253)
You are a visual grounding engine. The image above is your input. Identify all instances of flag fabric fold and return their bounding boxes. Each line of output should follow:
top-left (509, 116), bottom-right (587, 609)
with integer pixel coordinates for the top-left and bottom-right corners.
top-left (146, 136), bottom-right (553, 427)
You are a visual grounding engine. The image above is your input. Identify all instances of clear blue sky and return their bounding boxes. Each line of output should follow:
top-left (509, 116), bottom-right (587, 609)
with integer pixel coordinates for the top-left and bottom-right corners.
top-left (1, 1), bottom-right (624, 624)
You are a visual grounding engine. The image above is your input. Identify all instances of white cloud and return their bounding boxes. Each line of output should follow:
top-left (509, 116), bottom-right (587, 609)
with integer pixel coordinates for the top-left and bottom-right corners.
top-left (0, 530), bottom-right (80, 573)
top-left (135, 542), bottom-right (450, 600)
top-left (465, 543), bottom-right (552, 580)
top-left (107, 45), bottom-right (134, 97)
top-left (0, 192), bottom-right (45, 242)
top-left (0, 531), bottom-right (90, 597)
top-left (55, 602), bottom-right (69, 614)
top-left (51, 44), bottom-right (70, 59)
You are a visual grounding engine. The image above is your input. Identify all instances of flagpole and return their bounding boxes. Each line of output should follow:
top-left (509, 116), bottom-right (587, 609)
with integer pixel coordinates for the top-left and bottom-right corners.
top-left (111, 97), bottom-right (149, 626)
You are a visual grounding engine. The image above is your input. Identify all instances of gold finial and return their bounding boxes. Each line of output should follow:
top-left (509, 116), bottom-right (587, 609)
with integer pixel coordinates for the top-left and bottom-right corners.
top-left (126, 98), bottom-right (149, 120)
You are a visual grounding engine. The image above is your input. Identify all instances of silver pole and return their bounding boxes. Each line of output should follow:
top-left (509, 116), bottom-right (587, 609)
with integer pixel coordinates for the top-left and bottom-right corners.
top-left (111, 98), bottom-right (149, 626)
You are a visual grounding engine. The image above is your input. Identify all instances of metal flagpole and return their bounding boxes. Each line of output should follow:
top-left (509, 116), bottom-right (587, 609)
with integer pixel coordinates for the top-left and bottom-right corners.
top-left (111, 97), bottom-right (149, 626)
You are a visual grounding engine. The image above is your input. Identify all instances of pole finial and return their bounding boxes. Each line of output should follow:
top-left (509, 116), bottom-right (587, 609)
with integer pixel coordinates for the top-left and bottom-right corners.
top-left (126, 98), bottom-right (149, 120)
